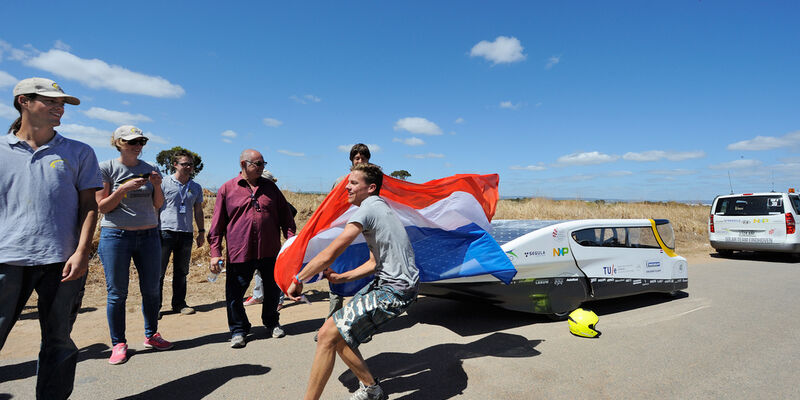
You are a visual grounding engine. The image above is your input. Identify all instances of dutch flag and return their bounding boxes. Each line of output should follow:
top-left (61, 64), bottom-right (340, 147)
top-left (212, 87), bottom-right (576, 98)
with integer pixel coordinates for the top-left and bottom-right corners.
top-left (275, 173), bottom-right (517, 296)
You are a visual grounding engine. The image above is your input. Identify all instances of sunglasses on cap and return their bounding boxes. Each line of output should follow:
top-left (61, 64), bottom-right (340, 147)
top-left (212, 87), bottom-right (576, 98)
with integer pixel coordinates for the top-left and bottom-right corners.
top-left (123, 138), bottom-right (148, 146)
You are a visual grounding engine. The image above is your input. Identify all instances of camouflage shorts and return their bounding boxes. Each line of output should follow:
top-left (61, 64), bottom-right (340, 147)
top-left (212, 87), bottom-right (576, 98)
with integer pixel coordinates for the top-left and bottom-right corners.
top-left (333, 281), bottom-right (416, 349)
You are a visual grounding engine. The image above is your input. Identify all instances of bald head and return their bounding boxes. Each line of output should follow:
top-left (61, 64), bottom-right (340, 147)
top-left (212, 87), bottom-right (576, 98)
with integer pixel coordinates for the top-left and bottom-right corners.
top-left (240, 149), bottom-right (262, 162)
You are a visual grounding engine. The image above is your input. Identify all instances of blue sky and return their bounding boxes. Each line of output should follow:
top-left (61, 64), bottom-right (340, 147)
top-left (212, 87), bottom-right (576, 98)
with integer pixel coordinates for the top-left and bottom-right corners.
top-left (1, 1), bottom-right (797, 202)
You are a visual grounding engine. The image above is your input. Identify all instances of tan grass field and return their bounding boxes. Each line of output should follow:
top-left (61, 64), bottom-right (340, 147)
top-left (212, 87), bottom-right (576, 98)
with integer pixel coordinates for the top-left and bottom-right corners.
top-left (73, 192), bottom-right (712, 312)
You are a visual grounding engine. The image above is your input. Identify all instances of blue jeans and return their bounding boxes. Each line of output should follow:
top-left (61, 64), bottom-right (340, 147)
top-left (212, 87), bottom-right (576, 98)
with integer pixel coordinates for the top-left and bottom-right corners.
top-left (0, 263), bottom-right (80, 400)
top-left (98, 228), bottom-right (162, 345)
top-left (226, 257), bottom-right (281, 337)
top-left (159, 230), bottom-right (194, 310)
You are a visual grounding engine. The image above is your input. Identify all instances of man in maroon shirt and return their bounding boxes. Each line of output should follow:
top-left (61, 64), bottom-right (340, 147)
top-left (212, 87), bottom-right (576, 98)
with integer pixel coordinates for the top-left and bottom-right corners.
top-left (208, 149), bottom-right (296, 348)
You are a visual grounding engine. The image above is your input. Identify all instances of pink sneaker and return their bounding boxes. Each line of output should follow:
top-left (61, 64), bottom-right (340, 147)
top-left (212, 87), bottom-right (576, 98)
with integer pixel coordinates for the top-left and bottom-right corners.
top-left (143, 333), bottom-right (174, 351)
top-left (243, 296), bottom-right (263, 306)
top-left (108, 343), bottom-right (128, 365)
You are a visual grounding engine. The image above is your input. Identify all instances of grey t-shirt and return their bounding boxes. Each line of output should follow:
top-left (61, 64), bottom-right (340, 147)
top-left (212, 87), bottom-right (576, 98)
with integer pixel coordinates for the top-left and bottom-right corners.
top-left (348, 195), bottom-right (419, 292)
top-left (159, 175), bottom-right (203, 232)
top-left (99, 158), bottom-right (159, 228)
top-left (0, 133), bottom-right (102, 265)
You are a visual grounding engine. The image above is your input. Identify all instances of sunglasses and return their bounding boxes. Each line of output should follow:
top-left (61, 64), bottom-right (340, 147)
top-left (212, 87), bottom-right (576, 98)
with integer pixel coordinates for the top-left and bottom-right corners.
top-left (244, 160), bottom-right (266, 167)
top-left (123, 138), bottom-right (148, 146)
top-left (250, 192), bottom-right (261, 212)
top-left (177, 162), bottom-right (194, 167)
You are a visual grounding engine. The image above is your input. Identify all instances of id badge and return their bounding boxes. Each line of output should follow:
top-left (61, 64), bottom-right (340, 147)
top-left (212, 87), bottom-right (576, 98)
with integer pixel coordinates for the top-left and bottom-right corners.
top-left (179, 205), bottom-right (187, 214)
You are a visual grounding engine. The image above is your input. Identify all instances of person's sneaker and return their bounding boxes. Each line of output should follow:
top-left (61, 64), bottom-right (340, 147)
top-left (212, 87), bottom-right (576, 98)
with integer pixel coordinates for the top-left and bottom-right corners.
top-left (350, 381), bottom-right (385, 400)
top-left (243, 296), bottom-right (263, 306)
top-left (108, 343), bottom-right (128, 365)
top-left (271, 325), bottom-right (285, 338)
top-left (143, 333), bottom-right (174, 351)
top-left (230, 334), bottom-right (246, 348)
top-left (179, 306), bottom-right (195, 315)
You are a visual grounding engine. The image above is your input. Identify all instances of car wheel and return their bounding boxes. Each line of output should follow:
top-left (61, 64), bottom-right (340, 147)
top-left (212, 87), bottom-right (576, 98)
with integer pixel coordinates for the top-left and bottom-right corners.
top-left (547, 310), bottom-right (571, 321)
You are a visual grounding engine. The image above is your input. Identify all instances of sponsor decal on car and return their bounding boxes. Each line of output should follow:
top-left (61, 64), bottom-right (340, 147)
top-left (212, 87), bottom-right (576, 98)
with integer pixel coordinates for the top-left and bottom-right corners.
top-left (535, 279), bottom-right (549, 285)
top-left (552, 228), bottom-right (566, 243)
top-left (524, 250), bottom-right (546, 258)
top-left (553, 247), bottom-right (569, 257)
top-left (602, 265), bottom-right (615, 276)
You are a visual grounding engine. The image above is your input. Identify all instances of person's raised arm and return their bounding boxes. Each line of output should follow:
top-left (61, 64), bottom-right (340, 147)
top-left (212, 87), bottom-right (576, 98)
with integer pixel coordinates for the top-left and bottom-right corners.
top-left (324, 250), bottom-right (376, 284)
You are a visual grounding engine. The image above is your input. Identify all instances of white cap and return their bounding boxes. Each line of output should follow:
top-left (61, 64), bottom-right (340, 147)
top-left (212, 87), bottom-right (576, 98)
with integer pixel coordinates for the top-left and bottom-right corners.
top-left (113, 125), bottom-right (146, 141)
top-left (262, 170), bottom-right (278, 182)
top-left (13, 77), bottom-right (80, 105)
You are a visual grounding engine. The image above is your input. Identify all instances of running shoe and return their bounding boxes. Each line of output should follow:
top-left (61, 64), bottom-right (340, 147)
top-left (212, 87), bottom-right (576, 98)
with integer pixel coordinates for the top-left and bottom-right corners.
top-left (108, 343), bottom-right (128, 365)
top-left (271, 325), bottom-right (286, 338)
top-left (350, 381), bottom-right (385, 400)
top-left (143, 333), bottom-right (174, 350)
top-left (231, 334), bottom-right (246, 348)
top-left (243, 296), bottom-right (263, 306)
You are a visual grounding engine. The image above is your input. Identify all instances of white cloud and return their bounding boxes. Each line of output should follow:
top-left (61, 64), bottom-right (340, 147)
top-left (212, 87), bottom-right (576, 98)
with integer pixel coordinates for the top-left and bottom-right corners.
top-left (263, 118), bottom-right (283, 127)
top-left (556, 151), bottom-right (619, 166)
top-left (278, 149), bottom-right (304, 157)
top-left (143, 131), bottom-right (168, 144)
top-left (499, 101), bottom-right (521, 110)
top-left (0, 70), bottom-right (16, 88)
top-left (0, 102), bottom-right (16, 119)
top-left (510, 164), bottom-right (546, 171)
top-left (221, 130), bottom-right (237, 141)
top-left (24, 49), bottom-right (185, 98)
top-left (469, 36), bottom-right (526, 64)
top-left (623, 150), bottom-right (705, 162)
top-left (727, 131), bottom-right (800, 151)
top-left (649, 169), bottom-right (697, 176)
top-left (393, 137), bottom-right (425, 146)
top-left (608, 170), bottom-right (633, 176)
top-left (290, 94), bottom-right (322, 104)
top-left (454, 117), bottom-right (464, 124)
top-left (83, 107), bottom-right (152, 125)
top-left (57, 123), bottom-right (112, 148)
top-left (53, 40), bottom-right (71, 51)
top-left (709, 159), bottom-right (762, 170)
top-left (393, 117), bottom-right (442, 135)
top-left (407, 153), bottom-right (445, 159)
top-left (337, 143), bottom-right (381, 153)
top-left (545, 55), bottom-right (561, 69)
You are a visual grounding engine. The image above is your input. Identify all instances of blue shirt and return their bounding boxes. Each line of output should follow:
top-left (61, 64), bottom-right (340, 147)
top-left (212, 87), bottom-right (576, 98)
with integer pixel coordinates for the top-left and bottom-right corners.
top-left (0, 132), bottom-right (102, 266)
top-left (160, 175), bottom-right (203, 232)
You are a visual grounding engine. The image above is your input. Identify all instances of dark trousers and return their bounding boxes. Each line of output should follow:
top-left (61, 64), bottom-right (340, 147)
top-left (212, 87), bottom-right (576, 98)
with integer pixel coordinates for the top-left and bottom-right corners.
top-left (0, 263), bottom-right (81, 400)
top-left (225, 257), bottom-right (281, 336)
top-left (159, 230), bottom-right (194, 310)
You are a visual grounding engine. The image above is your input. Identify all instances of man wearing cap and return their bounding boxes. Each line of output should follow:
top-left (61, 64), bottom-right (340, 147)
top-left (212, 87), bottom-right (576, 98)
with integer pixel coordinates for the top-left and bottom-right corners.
top-left (158, 149), bottom-right (205, 316)
top-left (0, 78), bottom-right (102, 399)
top-left (207, 149), bottom-right (297, 348)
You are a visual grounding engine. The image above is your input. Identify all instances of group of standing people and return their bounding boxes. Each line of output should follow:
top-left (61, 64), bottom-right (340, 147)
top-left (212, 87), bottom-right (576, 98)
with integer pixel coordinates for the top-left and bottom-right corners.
top-left (1, 77), bottom-right (420, 400)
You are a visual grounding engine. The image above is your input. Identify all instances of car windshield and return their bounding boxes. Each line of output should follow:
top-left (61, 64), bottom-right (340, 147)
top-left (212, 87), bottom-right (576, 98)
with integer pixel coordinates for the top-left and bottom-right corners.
top-left (654, 220), bottom-right (675, 250)
top-left (714, 195), bottom-right (784, 215)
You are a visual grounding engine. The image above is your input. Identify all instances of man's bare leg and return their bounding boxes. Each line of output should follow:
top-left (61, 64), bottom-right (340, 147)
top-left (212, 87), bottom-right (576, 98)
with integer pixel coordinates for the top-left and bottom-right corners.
top-left (305, 317), bottom-right (377, 399)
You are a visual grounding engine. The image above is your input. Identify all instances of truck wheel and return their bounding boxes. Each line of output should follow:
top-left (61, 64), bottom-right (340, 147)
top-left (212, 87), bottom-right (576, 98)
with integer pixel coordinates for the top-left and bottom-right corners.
top-left (716, 249), bottom-right (733, 257)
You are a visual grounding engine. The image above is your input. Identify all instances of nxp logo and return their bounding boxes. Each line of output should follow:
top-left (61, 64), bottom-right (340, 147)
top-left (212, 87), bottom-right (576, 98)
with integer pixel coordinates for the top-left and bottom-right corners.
top-left (553, 247), bottom-right (569, 256)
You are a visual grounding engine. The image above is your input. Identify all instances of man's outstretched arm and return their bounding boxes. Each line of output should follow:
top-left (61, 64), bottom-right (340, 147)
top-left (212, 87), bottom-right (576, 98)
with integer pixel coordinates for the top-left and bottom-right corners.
top-left (286, 222), bottom-right (363, 300)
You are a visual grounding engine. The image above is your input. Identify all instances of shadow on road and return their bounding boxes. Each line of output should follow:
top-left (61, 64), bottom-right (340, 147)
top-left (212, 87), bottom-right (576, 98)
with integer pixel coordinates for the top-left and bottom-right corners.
top-left (337, 332), bottom-right (541, 399)
top-left (19, 306), bottom-right (97, 321)
top-left (117, 364), bottom-right (270, 400)
top-left (0, 343), bottom-right (112, 383)
top-left (583, 291), bottom-right (689, 316)
top-left (710, 251), bottom-right (800, 263)
top-left (404, 296), bottom-right (544, 336)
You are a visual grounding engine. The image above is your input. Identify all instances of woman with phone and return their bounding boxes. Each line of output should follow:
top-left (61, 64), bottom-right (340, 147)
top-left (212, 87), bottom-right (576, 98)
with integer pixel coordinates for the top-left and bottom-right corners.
top-left (96, 125), bottom-right (173, 365)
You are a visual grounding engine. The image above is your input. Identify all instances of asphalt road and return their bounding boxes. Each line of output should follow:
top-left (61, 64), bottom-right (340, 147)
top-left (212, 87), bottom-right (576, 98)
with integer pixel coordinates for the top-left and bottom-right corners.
top-left (2, 254), bottom-right (799, 399)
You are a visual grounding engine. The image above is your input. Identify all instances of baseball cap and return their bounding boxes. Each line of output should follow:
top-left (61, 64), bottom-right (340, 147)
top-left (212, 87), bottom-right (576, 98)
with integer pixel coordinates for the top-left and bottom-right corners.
top-left (113, 125), bottom-right (146, 141)
top-left (13, 77), bottom-right (80, 105)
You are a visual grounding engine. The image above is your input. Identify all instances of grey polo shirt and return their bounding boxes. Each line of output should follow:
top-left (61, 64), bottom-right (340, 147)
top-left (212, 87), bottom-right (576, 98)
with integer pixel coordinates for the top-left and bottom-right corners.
top-left (0, 132), bottom-right (102, 266)
top-left (159, 175), bottom-right (203, 232)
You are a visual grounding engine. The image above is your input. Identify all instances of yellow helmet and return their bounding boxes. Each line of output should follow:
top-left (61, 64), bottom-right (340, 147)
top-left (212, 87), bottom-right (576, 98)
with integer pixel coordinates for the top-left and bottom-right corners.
top-left (568, 308), bottom-right (601, 338)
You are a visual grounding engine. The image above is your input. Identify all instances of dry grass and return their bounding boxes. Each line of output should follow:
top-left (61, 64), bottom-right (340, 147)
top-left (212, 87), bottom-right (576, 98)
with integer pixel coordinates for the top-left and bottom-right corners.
top-left (75, 193), bottom-right (710, 310)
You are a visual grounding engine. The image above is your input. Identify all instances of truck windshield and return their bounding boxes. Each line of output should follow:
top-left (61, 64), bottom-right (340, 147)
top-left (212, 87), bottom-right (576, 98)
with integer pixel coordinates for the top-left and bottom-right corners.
top-left (714, 195), bottom-right (784, 216)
